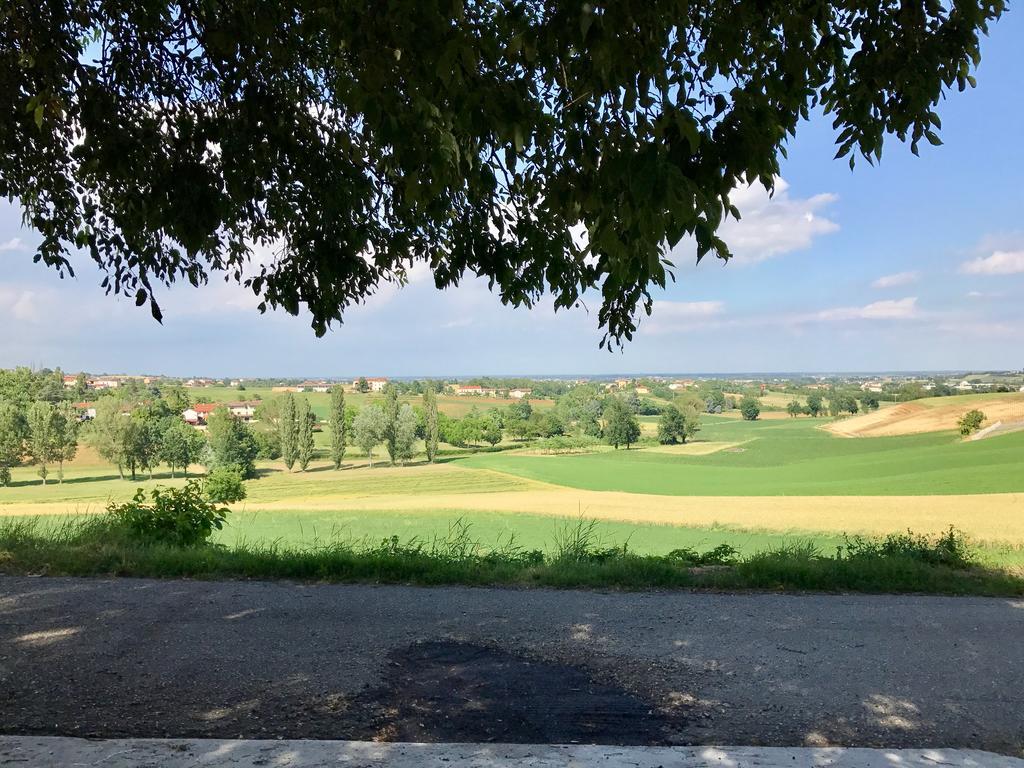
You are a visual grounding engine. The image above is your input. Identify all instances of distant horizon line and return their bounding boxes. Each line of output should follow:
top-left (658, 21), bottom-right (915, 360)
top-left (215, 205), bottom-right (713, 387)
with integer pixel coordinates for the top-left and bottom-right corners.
top-left (44, 368), bottom-right (1024, 381)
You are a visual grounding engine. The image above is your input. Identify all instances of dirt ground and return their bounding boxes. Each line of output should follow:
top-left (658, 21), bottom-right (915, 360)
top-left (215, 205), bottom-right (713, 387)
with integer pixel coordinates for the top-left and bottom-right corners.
top-left (827, 396), bottom-right (1024, 437)
top-left (2, 577), bottom-right (1023, 754)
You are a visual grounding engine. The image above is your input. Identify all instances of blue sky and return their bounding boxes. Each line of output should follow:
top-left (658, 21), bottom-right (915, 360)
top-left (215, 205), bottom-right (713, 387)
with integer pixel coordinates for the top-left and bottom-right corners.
top-left (2, 15), bottom-right (1022, 378)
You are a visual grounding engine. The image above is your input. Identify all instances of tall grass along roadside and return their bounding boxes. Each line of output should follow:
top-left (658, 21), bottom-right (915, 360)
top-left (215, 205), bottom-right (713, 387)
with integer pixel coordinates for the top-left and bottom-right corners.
top-left (1, 510), bottom-right (1020, 596)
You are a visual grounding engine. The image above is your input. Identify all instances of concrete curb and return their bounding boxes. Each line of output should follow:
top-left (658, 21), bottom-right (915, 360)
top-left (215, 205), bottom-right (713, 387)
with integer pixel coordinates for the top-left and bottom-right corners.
top-left (1, 738), bottom-right (1022, 768)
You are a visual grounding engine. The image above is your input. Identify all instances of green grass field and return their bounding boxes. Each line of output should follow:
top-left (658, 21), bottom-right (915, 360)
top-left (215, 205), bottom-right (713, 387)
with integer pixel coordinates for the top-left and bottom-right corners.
top-left (459, 416), bottom-right (1024, 496)
top-left (4, 396), bottom-right (1024, 579)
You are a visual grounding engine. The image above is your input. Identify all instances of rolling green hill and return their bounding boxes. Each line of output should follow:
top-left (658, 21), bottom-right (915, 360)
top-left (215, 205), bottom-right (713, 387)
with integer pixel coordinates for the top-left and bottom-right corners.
top-left (458, 417), bottom-right (1024, 496)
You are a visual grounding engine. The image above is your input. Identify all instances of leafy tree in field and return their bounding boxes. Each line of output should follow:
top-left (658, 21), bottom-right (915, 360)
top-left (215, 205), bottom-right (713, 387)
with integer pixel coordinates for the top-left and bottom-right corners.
top-left (603, 398), bottom-right (641, 450)
top-left (254, 398), bottom-right (281, 428)
top-left (160, 420), bottom-right (205, 478)
top-left (356, 377), bottom-right (370, 394)
top-left (507, 400), bottom-right (532, 424)
top-left (393, 404), bottom-right (418, 465)
top-left (423, 389), bottom-right (439, 463)
top-left (278, 393), bottom-right (298, 471)
top-left (73, 372), bottom-right (89, 400)
top-left (252, 428), bottom-right (281, 460)
top-left (0, 401), bottom-right (28, 486)
top-left (296, 397), bottom-right (316, 471)
top-left (205, 407), bottom-right (258, 479)
top-left (703, 389), bottom-right (727, 414)
top-left (860, 393), bottom-right (881, 411)
top-left (328, 387), bottom-right (347, 469)
top-left (163, 386), bottom-right (192, 416)
top-left (958, 409), bottom-right (986, 436)
top-left (6, 2), bottom-right (997, 346)
top-left (51, 402), bottom-right (80, 483)
top-left (205, 464), bottom-right (246, 504)
top-left (381, 386), bottom-right (402, 464)
top-left (624, 391), bottom-right (642, 415)
top-left (828, 392), bottom-right (859, 416)
top-left (739, 396), bottom-right (761, 422)
top-left (806, 392), bottom-right (825, 418)
top-left (26, 401), bottom-right (59, 484)
top-left (89, 398), bottom-right (132, 479)
top-left (129, 400), bottom-right (173, 479)
top-left (125, 412), bottom-right (161, 480)
top-left (479, 413), bottom-right (503, 447)
top-left (786, 400), bottom-right (804, 418)
top-left (352, 405), bottom-right (385, 468)
top-left (555, 385), bottom-right (604, 436)
top-left (657, 404), bottom-right (698, 444)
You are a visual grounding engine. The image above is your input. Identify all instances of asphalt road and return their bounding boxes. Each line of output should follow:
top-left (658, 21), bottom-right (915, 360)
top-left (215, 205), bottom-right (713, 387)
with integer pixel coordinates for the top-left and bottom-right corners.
top-left (1, 577), bottom-right (1022, 754)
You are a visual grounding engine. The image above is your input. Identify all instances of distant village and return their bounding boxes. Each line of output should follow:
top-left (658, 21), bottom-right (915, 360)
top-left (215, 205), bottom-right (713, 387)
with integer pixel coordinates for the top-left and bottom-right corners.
top-left (55, 369), bottom-right (1024, 429)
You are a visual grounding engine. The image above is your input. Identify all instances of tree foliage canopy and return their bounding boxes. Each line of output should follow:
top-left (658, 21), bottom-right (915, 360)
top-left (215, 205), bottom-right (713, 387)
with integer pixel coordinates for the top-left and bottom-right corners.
top-left (1, 0), bottom-right (1003, 344)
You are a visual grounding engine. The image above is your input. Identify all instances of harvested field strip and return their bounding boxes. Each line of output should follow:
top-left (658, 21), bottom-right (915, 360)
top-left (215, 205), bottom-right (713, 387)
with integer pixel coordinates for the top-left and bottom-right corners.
top-left (7, 487), bottom-right (1024, 546)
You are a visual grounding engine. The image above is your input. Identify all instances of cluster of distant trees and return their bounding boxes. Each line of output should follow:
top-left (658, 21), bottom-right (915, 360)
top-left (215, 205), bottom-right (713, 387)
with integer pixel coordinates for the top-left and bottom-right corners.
top-left (783, 390), bottom-right (882, 419)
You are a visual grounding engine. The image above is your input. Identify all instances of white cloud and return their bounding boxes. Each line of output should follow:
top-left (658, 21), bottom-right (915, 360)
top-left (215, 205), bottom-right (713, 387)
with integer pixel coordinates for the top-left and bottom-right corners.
top-left (714, 178), bottom-right (839, 264)
top-left (960, 249), bottom-right (1024, 275)
top-left (812, 297), bottom-right (919, 322)
top-left (0, 287), bottom-right (44, 323)
top-left (644, 300), bottom-right (725, 334)
top-left (0, 237), bottom-right (25, 252)
top-left (873, 271), bottom-right (920, 289)
top-left (656, 300), bottom-right (725, 318)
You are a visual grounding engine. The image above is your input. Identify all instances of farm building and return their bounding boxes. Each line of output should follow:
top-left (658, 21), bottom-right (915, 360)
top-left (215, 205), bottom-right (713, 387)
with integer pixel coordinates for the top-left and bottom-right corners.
top-left (453, 384), bottom-right (498, 396)
top-left (227, 401), bottom-right (259, 421)
top-left (352, 377), bottom-right (389, 392)
top-left (297, 380), bottom-right (331, 392)
top-left (73, 402), bottom-right (97, 420)
top-left (508, 388), bottom-right (531, 399)
top-left (184, 402), bottom-right (258, 423)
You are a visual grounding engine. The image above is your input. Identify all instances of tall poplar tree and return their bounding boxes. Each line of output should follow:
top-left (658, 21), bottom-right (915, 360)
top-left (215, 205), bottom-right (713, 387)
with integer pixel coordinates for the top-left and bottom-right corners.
top-left (296, 398), bottom-right (315, 471)
top-left (328, 387), bottom-right (347, 469)
top-left (382, 385), bottom-right (401, 465)
top-left (279, 393), bottom-right (298, 471)
top-left (423, 389), bottom-right (439, 463)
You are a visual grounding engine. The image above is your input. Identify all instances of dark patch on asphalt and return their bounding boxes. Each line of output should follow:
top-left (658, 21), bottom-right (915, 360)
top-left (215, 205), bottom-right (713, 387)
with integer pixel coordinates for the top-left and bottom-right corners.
top-left (351, 640), bottom-right (673, 744)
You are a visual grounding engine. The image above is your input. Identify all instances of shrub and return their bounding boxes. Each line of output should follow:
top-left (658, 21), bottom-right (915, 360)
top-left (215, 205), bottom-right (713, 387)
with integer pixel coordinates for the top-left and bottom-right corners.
top-left (253, 428), bottom-right (281, 460)
top-left (205, 464), bottom-right (247, 504)
top-left (958, 409), bottom-right (986, 436)
top-left (739, 395), bottom-right (761, 421)
top-left (107, 482), bottom-right (229, 546)
top-left (667, 543), bottom-right (740, 566)
top-left (840, 527), bottom-right (974, 569)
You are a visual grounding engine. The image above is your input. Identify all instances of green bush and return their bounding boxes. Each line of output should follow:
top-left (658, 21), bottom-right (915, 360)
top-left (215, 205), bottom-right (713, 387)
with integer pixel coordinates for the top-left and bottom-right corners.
top-left (958, 409), bottom-right (986, 436)
top-left (205, 464), bottom-right (247, 504)
top-left (107, 482), bottom-right (229, 547)
top-left (667, 543), bottom-right (740, 566)
top-left (841, 527), bottom-right (974, 569)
